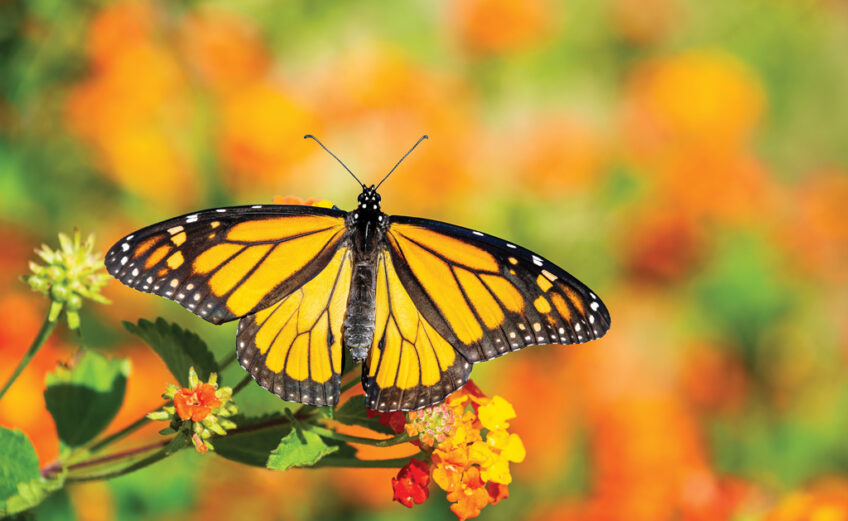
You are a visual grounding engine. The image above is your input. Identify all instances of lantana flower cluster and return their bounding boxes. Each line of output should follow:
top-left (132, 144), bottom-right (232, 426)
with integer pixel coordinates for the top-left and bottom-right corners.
top-left (377, 381), bottom-right (526, 521)
top-left (24, 230), bottom-right (110, 329)
top-left (148, 367), bottom-right (237, 453)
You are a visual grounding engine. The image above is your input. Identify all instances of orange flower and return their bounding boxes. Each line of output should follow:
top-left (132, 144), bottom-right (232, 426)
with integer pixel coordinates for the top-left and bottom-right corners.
top-left (624, 49), bottom-right (766, 153)
top-left (272, 195), bottom-right (335, 208)
top-left (420, 382), bottom-right (524, 520)
top-left (453, 0), bottom-right (550, 55)
top-left (447, 466), bottom-right (491, 521)
top-left (174, 382), bottom-right (221, 422)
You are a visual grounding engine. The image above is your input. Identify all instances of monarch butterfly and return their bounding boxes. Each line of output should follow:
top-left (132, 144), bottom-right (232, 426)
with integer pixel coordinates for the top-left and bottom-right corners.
top-left (106, 136), bottom-right (610, 412)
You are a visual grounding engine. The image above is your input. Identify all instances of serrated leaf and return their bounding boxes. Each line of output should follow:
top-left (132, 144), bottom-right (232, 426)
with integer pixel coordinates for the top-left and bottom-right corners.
top-left (266, 428), bottom-right (339, 471)
top-left (0, 427), bottom-right (40, 503)
top-left (124, 318), bottom-right (217, 387)
top-left (44, 351), bottom-right (130, 448)
top-left (333, 394), bottom-right (397, 435)
top-left (214, 414), bottom-right (293, 468)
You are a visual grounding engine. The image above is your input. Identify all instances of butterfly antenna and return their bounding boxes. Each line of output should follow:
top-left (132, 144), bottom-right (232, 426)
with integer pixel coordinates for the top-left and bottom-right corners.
top-left (376, 135), bottom-right (429, 189)
top-left (304, 135), bottom-right (365, 188)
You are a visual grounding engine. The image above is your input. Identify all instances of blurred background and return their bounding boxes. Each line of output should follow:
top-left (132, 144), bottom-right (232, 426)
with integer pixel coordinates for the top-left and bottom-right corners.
top-left (2, 0), bottom-right (848, 519)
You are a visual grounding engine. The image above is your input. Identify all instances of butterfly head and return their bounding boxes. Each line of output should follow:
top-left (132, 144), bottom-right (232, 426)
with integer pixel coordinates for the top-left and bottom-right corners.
top-left (357, 185), bottom-right (381, 212)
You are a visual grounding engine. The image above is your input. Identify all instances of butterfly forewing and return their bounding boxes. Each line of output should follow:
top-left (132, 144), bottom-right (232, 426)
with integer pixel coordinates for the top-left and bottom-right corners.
top-left (360, 215), bottom-right (610, 411)
top-left (105, 205), bottom-right (348, 324)
top-left (235, 246), bottom-right (353, 407)
top-left (388, 217), bottom-right (609, 355)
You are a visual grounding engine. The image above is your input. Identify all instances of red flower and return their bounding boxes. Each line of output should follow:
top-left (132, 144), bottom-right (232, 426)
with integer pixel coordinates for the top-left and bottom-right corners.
top-left (174, 382), bottom-right (222, 422)
top-left (366, 408), bottom-right (407, 434)
top-left (392, 458), bottom-right (431, 508)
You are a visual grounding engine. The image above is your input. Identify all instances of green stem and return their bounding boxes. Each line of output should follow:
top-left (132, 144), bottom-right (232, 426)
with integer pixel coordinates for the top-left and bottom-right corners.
top-left (65, 434), bottom-right (189, 483)
top-left (0, 314), bottom-right (57, 402)
top-left (217, 351), bottom-right (238, 371)
top-left (310, 426), bottom-right (411, 447)
top-left (232, 374), bottom-right (253, 395)
top-left (315, 455), bottom-right (422, 469)
top-left (43, 439), bottom-right (169, 479)
top-left (87, 404), bottom-right (164, 453)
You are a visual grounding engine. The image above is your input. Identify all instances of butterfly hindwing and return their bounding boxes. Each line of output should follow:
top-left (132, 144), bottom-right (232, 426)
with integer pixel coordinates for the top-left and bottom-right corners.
top-left (236, 246), bottom-right (353, 407)
top-left (105, 205), bottom-right (348, 324)
top-left (361, 251), bottom-right (473, 411)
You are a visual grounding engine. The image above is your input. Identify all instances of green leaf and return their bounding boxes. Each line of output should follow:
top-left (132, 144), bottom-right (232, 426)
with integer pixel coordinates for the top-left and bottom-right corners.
top-left (44, 351), bottom-right (130, 448)
top-left (1, 473), bottom-right (65, 517)
top-left (333, 394), bottom-right (397, 436)
top-left (214, 414), bottom-right (293, 468)
top-left (124, 318), bottom-right (217, 387)
top-left (0, 427), bottom-right (40, 503)
top-left (266, 427), bottom-right (339, 471)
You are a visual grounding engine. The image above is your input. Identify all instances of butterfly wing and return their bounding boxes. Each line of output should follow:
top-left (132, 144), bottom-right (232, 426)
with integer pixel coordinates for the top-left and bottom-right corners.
top-left (362, 251), bottom-right (473, 411)
top-left (363, 215), bottom-right (610, 411)
top-left (235, 246), bottom-right (353, 407)
top-left (105, 205), bottom-right (348, 324)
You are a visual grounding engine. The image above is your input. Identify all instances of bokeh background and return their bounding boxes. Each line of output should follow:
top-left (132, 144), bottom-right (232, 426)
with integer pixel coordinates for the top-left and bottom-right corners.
top-left (2, 0), bottom-right (848, 519)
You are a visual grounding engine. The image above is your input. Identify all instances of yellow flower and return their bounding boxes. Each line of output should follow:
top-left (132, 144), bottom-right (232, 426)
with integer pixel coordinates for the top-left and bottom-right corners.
top-left (477, 396), bottom-right (516, 431)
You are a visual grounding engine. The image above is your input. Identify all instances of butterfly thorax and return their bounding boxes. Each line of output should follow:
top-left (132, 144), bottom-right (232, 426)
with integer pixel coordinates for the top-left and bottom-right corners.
top-left (343, 186), bottom-right (388, 362)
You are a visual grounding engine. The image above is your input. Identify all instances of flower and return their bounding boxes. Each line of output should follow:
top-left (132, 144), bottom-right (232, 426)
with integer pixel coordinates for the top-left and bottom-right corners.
top-left (174, 381), bottom-right (222, 422)
top-left (272, 195), bottom-right (335, 208)
top-left (25, 230), bottom-right (111, 329)
top-left (405, 402), bottom-right (455, 446)
top-left (392, 458), bottom-right (431, 508)
top-left (147, 367), bottom-right (238, 453)
top-left (376, 381), bottom-right (524, 520)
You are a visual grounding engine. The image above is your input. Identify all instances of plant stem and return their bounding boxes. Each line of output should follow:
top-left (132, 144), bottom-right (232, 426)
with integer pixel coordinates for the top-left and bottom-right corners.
top-left (232, 374), bottom-right (253, 395)
top-left (87, 404), bottom-right (165, 453)
top-left (315, 455), bottom-right (422, 469)
top-left (65, 435), bottom-right (189, 483)
top-left (42, 439), bottom-right (170, 479)
top-left (310, 426), bottom-right (411, 447)
top-left (0, 314), bottom-right (57, 402)
top-left (217, 351), bottom-right (238, 371)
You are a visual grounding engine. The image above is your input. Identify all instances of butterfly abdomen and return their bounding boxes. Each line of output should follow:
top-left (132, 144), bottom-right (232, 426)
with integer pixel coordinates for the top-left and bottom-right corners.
top-left (343, 208), bottom-right (386, 362)
top-left (343, 258), bottom-right (378, 362)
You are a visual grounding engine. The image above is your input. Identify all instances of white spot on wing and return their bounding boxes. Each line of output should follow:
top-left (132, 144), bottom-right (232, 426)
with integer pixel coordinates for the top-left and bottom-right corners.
top-left (121, 243), bottom-right (129, 252)
top-left (216, 208), bottom-right (227, 213)
top-left (251, 205), bottom-right (262, 209)
top-left (532, 255), bottom-right (543, 266)
top-left (590, 301), bottom-right (600, 311)
top-left (472, 231), bottom-right (483, 237)
top-left (121, 256), bottom-right (128, 265)
top-left (186, 214), bottom-right (199, 223)
top-left (507, 243), bottom-right (517, 249)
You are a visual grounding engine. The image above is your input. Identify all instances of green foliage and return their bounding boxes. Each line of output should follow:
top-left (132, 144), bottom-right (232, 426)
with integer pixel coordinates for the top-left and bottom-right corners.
top-left (333, 395), bottom-right (397, 436)
top-left (214, 413), bottom-right (294, 468)
top-left (124, 318), bottom-right (218, 387)
top-left (2, 473), bottom-right (66, 517)
top-left (43, 350), bottom-right (130, 448)
top-left (0, 427), bottom-right (40, 506)
top-left (266, 427), bottom-right (340, 471)
top-left (693, 234), bottom-right (797, 352)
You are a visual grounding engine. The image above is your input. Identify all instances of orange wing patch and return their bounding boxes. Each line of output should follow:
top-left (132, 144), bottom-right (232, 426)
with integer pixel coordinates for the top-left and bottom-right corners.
top-left (105, 207), bottom-right (347, 325)
top-left (236, 247), bottom-right (352, 407)
top-left (362, 252), bottom-right (470, 411)
top-left (385, 219), bottom-right (610, 370)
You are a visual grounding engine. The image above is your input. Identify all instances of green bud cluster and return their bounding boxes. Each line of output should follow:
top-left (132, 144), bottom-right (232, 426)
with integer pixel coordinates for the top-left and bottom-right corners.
top-left (25, 230), bottom-right (110, 329)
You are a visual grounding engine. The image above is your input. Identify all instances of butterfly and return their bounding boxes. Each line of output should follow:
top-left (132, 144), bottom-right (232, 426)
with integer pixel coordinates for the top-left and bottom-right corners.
top-left (105, 136), bottom-right (610, 412)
